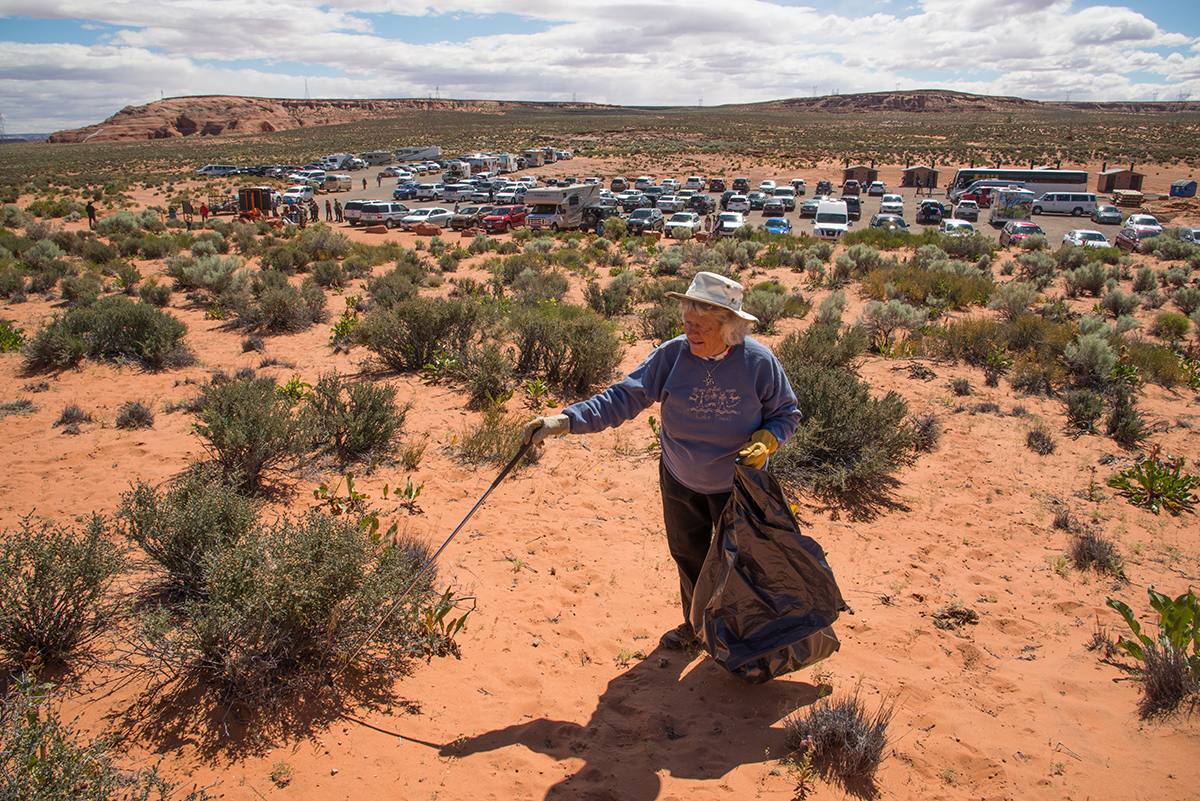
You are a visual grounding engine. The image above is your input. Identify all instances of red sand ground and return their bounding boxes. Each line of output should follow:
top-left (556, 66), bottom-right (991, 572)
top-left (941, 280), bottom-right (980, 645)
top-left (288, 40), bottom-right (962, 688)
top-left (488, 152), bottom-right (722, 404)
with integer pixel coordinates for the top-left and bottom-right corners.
top-left (1, 158), bottom-right (1198, 800)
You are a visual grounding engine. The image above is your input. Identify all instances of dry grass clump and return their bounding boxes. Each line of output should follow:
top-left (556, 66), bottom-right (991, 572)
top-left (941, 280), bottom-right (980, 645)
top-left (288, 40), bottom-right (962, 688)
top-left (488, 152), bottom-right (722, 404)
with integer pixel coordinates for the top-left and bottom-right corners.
top-left (115, 400), bottom-right (155, 430)
top-left (784, 687), bottom-right (895, 786)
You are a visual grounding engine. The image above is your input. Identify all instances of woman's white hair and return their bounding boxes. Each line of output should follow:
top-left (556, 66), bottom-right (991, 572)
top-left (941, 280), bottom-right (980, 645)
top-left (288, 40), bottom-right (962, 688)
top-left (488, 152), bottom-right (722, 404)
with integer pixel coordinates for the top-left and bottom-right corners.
top-left (679, 298), bottom-right (752, 346)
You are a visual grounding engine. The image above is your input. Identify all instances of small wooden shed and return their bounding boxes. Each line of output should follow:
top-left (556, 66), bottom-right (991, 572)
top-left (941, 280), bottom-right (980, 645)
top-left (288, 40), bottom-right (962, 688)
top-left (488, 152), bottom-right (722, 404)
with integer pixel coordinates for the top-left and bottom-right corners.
top-left (1169, 179), bottom-right (1197, 198)
top-left (1096, 168), bottom-right (1144, 193)
top-left (901, 166), bottom-right (940, 190)
top-left (842, 165), bottom-right (879, 186)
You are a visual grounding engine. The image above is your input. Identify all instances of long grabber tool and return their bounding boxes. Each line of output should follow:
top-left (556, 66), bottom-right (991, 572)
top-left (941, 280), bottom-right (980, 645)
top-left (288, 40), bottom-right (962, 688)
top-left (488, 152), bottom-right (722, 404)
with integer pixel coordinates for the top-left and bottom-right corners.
top-left (345, 436), bottom-right (536, 666)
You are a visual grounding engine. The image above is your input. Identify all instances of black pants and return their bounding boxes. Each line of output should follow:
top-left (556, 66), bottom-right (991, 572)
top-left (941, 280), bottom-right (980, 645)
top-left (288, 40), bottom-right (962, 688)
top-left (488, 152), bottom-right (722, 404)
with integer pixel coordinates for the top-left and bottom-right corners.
top-left (659, 460), bottom-right (731, 624)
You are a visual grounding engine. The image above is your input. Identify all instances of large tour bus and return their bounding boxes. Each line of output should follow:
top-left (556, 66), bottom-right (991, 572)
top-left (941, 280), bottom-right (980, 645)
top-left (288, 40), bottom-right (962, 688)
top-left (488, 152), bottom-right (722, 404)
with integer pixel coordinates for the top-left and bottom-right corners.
top-left (989, 187), bottom-right (1036, 224)
top-left (948, 168), bottom-right (1088, 201)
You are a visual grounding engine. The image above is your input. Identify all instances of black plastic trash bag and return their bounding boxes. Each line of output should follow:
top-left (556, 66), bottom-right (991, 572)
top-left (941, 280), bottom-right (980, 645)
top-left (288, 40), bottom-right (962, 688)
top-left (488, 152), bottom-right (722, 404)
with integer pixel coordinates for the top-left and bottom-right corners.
top-left (689, 465), bottom-right (845, 683)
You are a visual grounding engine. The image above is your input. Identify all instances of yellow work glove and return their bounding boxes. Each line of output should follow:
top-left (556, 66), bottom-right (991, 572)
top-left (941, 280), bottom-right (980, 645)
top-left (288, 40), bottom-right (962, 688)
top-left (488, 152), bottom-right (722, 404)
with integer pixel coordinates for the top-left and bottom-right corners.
top-left (521, 414), bottom-right (570, 446)
top-left (736, 429), bottom-right (778, 469)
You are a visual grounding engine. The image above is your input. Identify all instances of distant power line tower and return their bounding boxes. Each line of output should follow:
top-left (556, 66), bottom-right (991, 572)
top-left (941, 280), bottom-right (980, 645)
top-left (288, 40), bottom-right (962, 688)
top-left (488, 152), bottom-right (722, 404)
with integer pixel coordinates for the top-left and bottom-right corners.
top-left (304, 79), bottom-right (310, 101)
top-left (0, 113), bottom-right (5, 137)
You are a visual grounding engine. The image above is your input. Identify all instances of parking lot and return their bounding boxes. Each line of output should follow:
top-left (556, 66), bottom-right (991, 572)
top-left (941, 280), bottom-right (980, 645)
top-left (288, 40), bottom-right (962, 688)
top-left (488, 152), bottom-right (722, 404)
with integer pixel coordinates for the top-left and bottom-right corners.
top-left (298, 162), bottom-right (1131, 249)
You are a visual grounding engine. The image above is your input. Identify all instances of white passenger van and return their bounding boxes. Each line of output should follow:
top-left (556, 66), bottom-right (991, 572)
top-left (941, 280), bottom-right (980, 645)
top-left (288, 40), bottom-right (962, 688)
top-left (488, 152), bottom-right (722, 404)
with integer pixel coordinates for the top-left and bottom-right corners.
top-left (813, 199), bottom-right (850, 239)
top-left (1031, 192), bottom-right (1098, 217)
top-left (197, 164), bottom-right (238, 176)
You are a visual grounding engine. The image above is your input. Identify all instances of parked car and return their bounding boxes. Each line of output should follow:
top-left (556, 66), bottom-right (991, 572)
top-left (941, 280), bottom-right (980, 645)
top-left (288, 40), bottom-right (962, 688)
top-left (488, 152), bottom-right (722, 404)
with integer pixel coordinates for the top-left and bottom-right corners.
top-left (867, 181), bottom-right (886, 196)
top-left (762, 198), bottom-right (787, 217)
top-left (790, 178), bottom-right (807, 196)
top-left (939, 219), bottom-right (976, 237)
top-left (726, 194), bottom-right (750, 213)
top-left (642, 186), bottom-right (667, 204)
top-left (1090, 204), bottom-right (1123, 225)
top-left (620, 191), bottom-right (648, 211)
top-left (747, 192), bottom-right (767, 210)
top-left (684, 176), bottom-right (705, 192)
top-left (719, 190), bottom-right (737, 210)
top-left (481, 205), bottom-right (529, 232)
top-left (732, 177), bottom-right (750, 193)
top-left (799, 197), bottom-right (824, 218)
top-left (758, 180), bottom-right (777, 196)
top-left (393, 182), bottom-right (419, 200)
top-left (708, 178), bottom-right (726, 192)
top-left (953, 200), bottom-right (980, 222)
top-left (1062, 229), bottom-right (1111, 249)
top-left (400, 207), bottom-right (452, 230)
top-left (634, 175), bottom-right (656, 190)
top-left (656, 195), bottom-right (686, 213)
top-left (842, 180), bottom-right (861, 196)
top-left (1178, 227), bottom-right (1200, 243)
top-left (716, 212), bottom-right (747, 236)
top-left (915, 199), bottom-right (947, 225)
top-left (773, 187), bottom-right (797, 211)
top-left (687, 194), bottom-right (717, 214)
top-left (610, 176), bottom-right (629, 192)
top-left (869, 213), bottom-right (909, 232)
top-left (843, 196), bottom-right (862, 222)
top-left (764, 216), bottom-right (793, 235)
top-left (415, 183), bottom-right (444, 201)
top-left (359, 201), bottom-right (411, 228)
top-left (338, 198), bottom-right (365, 224)
top-left (815, 179), bottom-right (833, 195)
top-left (281, 185), bottom-right (315, 204)
top-left (1115, 226), bottom-right (1160, 252)
top-left (879, 194), bottom-right (905, 215)
top-left (449, 205), bottom-right (495, 231)
top-left (626, 207), bottom-right (665, 235)
top-left (665, 211), bottom-right (702, 238)
top-left (494, 185), bottom-right (528, 204)
top-left (999, 220), bottom-right (1045, 246)
top-left (1124, 214), bottom-right (1163, 233)
top-left (661, 178), bottom-right (681, 193)
top-left (581, 205), bottom-right (623, 233)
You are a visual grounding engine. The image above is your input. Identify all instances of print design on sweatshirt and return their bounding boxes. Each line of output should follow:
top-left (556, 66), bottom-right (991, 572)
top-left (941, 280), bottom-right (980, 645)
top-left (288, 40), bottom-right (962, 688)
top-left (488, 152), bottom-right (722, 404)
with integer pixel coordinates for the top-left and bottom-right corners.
top-left (687, 386), bottom-right (742, 420)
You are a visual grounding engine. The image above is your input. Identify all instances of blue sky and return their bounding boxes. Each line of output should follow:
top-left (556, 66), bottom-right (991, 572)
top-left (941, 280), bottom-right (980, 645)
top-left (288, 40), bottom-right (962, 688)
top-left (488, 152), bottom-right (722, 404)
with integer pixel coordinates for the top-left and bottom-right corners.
top-left (0, 0), bottom-right (1197, 132)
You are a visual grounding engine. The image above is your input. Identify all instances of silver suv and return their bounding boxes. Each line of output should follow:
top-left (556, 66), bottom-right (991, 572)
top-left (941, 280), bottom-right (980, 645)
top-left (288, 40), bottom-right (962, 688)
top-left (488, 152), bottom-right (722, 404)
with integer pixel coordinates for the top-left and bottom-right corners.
top-left (358, 201), bottom-right (410, 228)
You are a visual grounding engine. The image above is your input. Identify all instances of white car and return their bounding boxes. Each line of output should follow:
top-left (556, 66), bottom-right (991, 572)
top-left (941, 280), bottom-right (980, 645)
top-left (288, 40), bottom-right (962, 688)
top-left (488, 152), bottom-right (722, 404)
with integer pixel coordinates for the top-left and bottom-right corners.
top-left (867, 181), bottom-right (887, 196)
top-left (656, 195), bottom-right (685, 212)
top-left (281, 185), bottom-right (314, 204)
top-left (634, 175), bottom-right (656, 190)
top-left (665, 211), bottom-right (702, 238)
top-left (939, 219), bottom-right (976, 237)
top-left (790, 178), bottom-right (807, 196)
top-left (1124, 214), bottom-right (1162, 232)
top-left (661, 178), bottom-right (681, 192)
top-left (758, 180), bottom-right (777, 195)
top-left (1062, 229), bottom-right (1111, 248)
top-left (415, 183), bottom-right (444, 201)
top-left (717, 212), bottom-right (747, 236)
top-left (879, 194), bottom-right (905, 215)
top-left (518, 176), bottom-right (539, 188)
top-left (726, 194), bottom-right (751, 213)
top-left (684, 176), bottom-right (705, 191)
top-left (401, 207), bottom-right (453, 230)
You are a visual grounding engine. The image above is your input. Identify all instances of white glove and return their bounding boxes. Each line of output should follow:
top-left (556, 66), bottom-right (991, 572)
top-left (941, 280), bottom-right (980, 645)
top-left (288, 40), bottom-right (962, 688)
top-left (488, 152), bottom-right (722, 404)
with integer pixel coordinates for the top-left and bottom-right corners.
top-left (522, 414), bottom-right (570, 446)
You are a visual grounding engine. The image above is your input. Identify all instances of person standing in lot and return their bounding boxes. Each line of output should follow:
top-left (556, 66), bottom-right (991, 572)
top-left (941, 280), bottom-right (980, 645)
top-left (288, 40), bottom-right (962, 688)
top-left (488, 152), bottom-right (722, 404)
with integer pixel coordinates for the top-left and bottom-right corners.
top-left (334, 199), bottom-right (342, 222)
top-left (199, 203), bottom-right (209, 224)
top-left (362, 178), bottom-right (367, 191)
top-left (86, 201), bottom-right (97, 229)
top-left (326, 200), bottom-right (333, 221)
top-left (522, 272), bottom-right (802, 649)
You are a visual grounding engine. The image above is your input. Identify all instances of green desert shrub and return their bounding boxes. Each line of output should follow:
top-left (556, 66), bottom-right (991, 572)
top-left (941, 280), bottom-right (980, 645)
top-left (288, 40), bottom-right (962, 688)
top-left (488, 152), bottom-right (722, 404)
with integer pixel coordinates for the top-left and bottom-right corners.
top-left (116, 464), bottom-right (259, 598)
top-left (138, 277), bottom-right (171, 307)
top-left (1132, 265), bottom-right (1159, 293)
top-left (0, 674), bottom-right (209, 800)
top-left (1008, 348), bottom-right (1067, 395)
top-left (311, 259), bottom-right (347, 289)
top-left (236, 281), bottom-right (326, 333)
top-left (511, 267), bottom-right (570, 304)
top-left (776, 323), bottom-right (867, 371)
top-left (584, 271), bottom-right (639, 318)
top-left (359, 295), bottom-right (481, 372)
top-left (1064, 389), bottom-right (1104, 433)
top-left (303, 373), bottom-right (406, 462)
top-left (0, 514), bottom-right (125, 666)
top-left (58, 273), bottom-right (102, 307)
top-left (194, 376), bottom-right (308, 489)
top-left (464, 341), bottom-right (513, 410)
top-left (858, 300), bottom-right (927, 350)
top-left (1063, 261), bottom-right (1109, 297)
top-left (145, 509), bottom-right (435, 707)
top-left (1102, 288), bottom-right (1140, 318)
top-left (509, 302), bottom-right (624, 394)
top-left (1173, 287), bottom-right (1200, 317)
top-left (1106, 388), bottom-right (1148, 448)
top-left (770, 362), bottom-right (916, 497)
top-left (22, 296), bottom-right (191, 372)
top-left (638, 302), bottom-right (682, 344)
top-left (1064, 332), bottom-right (1117, 388)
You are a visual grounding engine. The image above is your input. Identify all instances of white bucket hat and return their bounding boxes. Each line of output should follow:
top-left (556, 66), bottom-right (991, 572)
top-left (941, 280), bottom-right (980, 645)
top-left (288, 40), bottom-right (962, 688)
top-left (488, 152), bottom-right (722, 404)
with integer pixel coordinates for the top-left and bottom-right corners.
top-left (666, 271), bottom-right (758, 322)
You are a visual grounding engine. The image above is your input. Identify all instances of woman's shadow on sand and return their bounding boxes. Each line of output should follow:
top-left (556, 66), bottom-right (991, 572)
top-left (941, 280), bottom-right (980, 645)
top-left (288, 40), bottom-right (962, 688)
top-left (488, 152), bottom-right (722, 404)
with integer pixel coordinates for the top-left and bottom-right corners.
top-left (441, 641), bottom-right (825, 800)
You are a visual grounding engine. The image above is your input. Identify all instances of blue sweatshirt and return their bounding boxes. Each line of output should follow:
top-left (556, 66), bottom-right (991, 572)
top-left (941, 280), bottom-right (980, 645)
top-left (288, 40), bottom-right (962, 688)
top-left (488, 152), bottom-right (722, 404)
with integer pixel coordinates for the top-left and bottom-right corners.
top-left (563, 335), bottom-right (802, 494)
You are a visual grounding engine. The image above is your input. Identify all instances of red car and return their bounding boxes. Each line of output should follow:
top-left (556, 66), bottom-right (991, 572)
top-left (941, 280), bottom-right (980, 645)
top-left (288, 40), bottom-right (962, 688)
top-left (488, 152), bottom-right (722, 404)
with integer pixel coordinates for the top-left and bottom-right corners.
top-left (999, 220), bottom-right (1044, 247)
top-left (708, 178), bottom-right (726, 192)
top-left (482, 204), bottom-right (528, 232)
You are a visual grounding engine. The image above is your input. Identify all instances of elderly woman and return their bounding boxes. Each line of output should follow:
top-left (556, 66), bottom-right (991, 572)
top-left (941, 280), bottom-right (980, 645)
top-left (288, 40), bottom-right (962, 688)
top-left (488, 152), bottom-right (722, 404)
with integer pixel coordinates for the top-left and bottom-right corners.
top-left (523, 272), bottom-right (802, 648)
